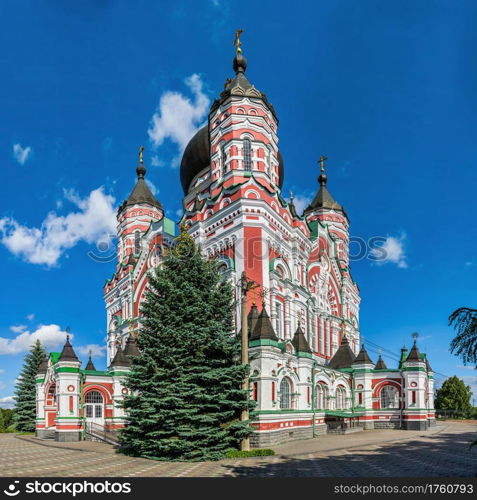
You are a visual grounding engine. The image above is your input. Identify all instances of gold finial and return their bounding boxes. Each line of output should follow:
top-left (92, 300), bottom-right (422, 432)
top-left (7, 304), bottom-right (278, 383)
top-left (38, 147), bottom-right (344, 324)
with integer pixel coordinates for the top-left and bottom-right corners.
top-left (139, 146), bottom-right (144, 164)
top-left (318, 155), bottom-right (327, 174)
top-left (233, 29), bottom-right (243, 54)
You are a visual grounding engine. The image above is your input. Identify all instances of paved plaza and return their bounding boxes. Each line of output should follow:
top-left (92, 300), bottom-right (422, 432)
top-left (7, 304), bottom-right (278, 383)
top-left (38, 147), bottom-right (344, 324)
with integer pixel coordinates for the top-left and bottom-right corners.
top-left (0, 422), bottom-right (475, 477)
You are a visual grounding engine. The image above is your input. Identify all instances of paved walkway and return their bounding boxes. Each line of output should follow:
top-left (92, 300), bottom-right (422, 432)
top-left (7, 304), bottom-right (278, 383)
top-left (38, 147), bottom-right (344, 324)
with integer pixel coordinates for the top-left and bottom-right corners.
top-left (1, 422), bottom-right (476, 477)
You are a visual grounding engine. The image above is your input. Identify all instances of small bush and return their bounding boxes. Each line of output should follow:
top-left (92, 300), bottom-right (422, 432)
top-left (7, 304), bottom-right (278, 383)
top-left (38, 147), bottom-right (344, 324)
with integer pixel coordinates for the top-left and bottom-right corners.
top-left (225, 448), bottom-right (275, 458)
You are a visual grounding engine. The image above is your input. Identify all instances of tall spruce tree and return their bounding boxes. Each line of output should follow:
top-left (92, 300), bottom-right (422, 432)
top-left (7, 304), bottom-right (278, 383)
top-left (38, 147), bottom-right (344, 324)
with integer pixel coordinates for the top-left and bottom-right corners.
top-left (119, 229), bottom-right (253, 461)
top-left (14, 340), bottom-right (46, 432)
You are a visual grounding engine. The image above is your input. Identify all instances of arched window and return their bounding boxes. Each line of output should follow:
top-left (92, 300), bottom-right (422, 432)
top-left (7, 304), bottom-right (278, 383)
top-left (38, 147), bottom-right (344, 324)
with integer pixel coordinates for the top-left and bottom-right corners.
top-left (85, 391), bottom-right (103, 404)
top-left (221, 147), bottom-right (227, 174)
top-left (84, 391), bottom-right (104, 420)
top-left (243, 139), bottom-right (252, 171)
top-left (314, 384), bottom-right (323, 409)
top-left (279, 377), bottom-right (292, 409)
top-left (380, 385), bottom-right (399, 409)
top-left (134, 231), bottom-right (141, 255)
top-left (336, 386), bottom-right (347, 409)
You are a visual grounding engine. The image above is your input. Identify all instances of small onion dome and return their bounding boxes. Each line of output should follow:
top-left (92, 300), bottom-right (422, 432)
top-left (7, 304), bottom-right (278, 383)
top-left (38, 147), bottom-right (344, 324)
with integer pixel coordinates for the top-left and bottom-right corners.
top-left (304, 170), bottom-right (347, 217)
top-left (118, 158), bottom-right (163, 215)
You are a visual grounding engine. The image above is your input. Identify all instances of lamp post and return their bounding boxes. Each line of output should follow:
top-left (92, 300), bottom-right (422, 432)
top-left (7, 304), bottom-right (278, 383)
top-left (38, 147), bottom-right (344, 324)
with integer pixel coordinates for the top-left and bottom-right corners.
top-left (237, 271), bottom-right (259, 451)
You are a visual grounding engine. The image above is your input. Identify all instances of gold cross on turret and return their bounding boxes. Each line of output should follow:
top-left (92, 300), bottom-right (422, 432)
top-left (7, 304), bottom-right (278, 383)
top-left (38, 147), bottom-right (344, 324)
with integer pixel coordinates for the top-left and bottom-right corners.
top-left (138, 146), bottom-right (144, 164)
top-left (318, 155), bottom-right (327, 174)
top-left (233, 29), bottom-right (243, 54)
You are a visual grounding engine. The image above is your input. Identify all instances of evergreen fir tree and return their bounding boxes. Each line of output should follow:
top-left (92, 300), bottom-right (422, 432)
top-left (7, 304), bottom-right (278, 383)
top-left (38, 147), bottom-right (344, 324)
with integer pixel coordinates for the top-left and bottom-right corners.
top-left (120, 229), bottom-right (253, 461)
top-left (13, 340), bottom-right (46, 432)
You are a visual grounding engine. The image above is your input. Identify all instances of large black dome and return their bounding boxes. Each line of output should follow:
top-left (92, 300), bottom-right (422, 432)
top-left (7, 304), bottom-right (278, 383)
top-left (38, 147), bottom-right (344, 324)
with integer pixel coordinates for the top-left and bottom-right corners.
top-left (180, 125), bottom-right (285, 194)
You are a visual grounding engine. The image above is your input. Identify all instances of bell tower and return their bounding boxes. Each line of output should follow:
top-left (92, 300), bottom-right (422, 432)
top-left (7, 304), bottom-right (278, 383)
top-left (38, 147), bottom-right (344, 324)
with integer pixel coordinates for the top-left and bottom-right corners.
top-left (207, 30), bottom-right (283, 193)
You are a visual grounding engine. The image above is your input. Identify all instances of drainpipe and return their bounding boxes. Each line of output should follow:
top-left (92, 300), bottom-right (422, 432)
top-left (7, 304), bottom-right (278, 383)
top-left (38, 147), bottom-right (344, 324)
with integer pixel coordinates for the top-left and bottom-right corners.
top-left (311, 360), bottom-right (316, 438)
top-left (400, 369), bottom-right (404, 429)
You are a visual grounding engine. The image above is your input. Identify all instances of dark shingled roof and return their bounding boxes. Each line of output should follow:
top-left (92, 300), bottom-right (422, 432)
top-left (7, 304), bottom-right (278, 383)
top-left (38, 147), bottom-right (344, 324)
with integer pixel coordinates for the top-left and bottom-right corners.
top-left (85, 354), bottom-right (96, 371)
top-left (250, 304), bottom-right (278, 341)
top-left (406, 342), bottom-right (422, 362)
top-left (58, 336), bottom-right (79, 362)
top-left (425, 356), bottom-right (433, 372)
top-left (123, 336), bottom-right (141, 357)
top-left (237, 303), bottom-right (260, 339)
top-left (38, 353), bottom-right (48, 374)
top-left (352, 344), bottom-right (374, 365)
top-left (292, 324), bottom-right (312, 354)
top-left (118, 161), bottom-right (163, 215)
top-left (110, 347), bottom-right (130, 368)
top-left (304, 169), bottom-right (347, 218)
top-left (374, 355), bottom-right (388, 370)
top-left (328, 336), bottom-right (356, 370)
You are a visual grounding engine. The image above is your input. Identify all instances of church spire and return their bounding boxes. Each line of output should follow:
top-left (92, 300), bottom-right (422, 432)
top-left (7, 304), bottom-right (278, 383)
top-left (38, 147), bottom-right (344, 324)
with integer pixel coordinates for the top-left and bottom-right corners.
top-left (117, 147), bottom-right (163, 215)
top-left (304, 156), bottom-right (347, 217)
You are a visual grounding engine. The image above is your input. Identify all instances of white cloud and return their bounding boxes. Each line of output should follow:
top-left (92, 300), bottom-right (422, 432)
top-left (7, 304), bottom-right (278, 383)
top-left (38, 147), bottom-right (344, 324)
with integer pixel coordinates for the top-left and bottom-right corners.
top-left (145, 179), bottom-right (159, 196)
top-left (286, 193), bottom-right (312, 215)
top-left (0, 324), bottom-right (72, 355)
top-left (10, 325), bottom-right (27, 333)
top-left (76, 344), bottom-right (106, 358)
top-left (0, 369), bottom-right (5, 374)
top-left (150, 155), bottom-right (164, 167)
top-left (13, 143), bottom-right (32, 165)
top-left (0, 382), bottom-right (5, 390)
top-left (0, 396), bottom-right (15, 409)
top-left (461, 376), bottom-right (477, 397)
top-left (27, 314), bottom-right (35, 321)
top-left (148, 74), bottom-right (210, 166)
top-left (370, 232), bottom-right (408, 268)
top-left (0, 187), bottom-right (116, 266)
top-left (457, 365), bottom-right (477, 371)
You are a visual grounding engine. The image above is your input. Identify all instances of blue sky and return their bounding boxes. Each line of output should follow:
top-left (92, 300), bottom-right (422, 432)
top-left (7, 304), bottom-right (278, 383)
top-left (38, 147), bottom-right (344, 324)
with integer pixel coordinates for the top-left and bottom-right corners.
top-left (1, 0), bottom-right (476, 407)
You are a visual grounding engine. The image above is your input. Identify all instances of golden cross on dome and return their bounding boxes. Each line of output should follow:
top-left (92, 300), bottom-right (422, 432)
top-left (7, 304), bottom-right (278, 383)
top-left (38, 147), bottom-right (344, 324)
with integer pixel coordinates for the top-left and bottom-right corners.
top-left (233, 29), bottom-right (243, 54)
top-left (138, 146), bottom-right (144, 164)
top-left (318, 155), bottom-right (327, 174)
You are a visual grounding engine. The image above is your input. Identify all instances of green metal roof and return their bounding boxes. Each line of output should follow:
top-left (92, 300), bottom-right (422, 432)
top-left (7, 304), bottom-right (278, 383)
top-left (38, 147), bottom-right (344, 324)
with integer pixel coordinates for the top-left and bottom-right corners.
top-left (325, 410), bottom-right (365, 418)
top-left (50, 352), bottom-right (60, 364)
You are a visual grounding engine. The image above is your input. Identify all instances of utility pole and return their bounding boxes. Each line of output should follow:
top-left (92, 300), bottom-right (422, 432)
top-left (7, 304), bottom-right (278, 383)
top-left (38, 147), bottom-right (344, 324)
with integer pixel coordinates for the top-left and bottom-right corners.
top-left (238, 271), bottom-right (259, 451)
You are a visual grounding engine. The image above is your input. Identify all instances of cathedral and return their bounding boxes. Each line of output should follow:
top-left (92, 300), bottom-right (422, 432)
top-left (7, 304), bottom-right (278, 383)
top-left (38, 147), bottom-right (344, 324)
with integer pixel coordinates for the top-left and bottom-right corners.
top-left (35, 41), bottom-right (435, 446)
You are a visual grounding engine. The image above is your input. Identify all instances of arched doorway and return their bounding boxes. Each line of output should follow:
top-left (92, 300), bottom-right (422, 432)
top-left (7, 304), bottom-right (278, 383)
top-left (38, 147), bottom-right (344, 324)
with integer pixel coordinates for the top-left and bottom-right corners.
top-left (84, 390), bottom-right (104, 426)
